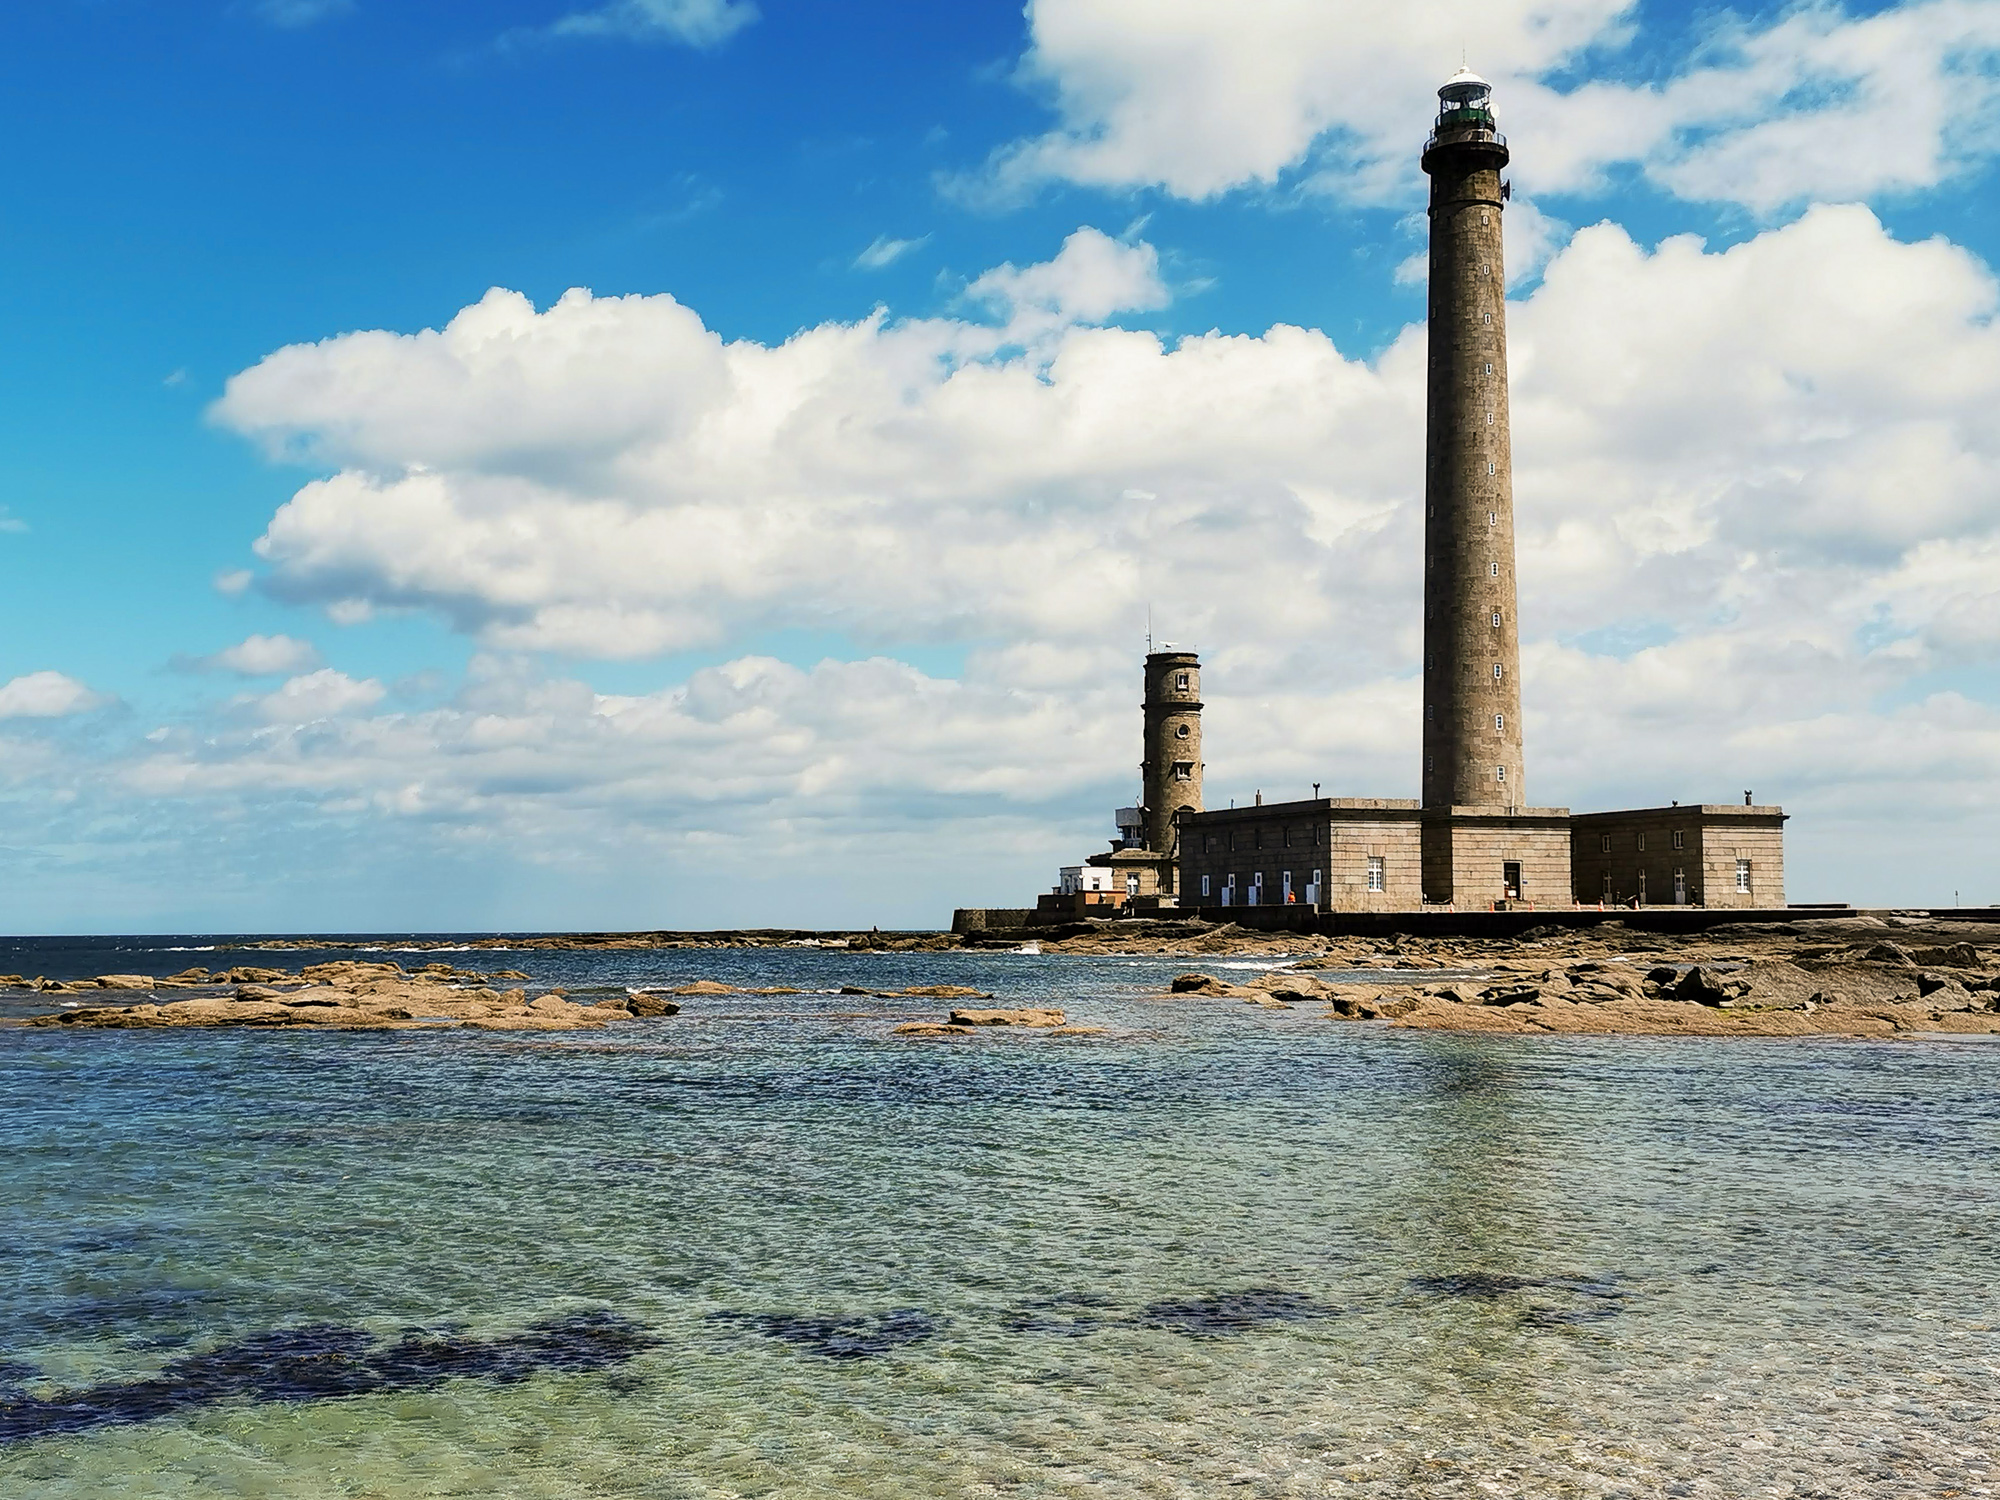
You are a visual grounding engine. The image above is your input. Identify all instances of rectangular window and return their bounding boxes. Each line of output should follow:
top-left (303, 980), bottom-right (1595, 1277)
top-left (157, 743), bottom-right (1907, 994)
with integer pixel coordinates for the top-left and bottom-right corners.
top-left (1601, 872), bottom-right (1613, 900)
top-left (1637, 832), bottom-right (1647, 851)
top-left (1736, 859), bottom-right (1752, 893)
top-left (1367, 856), bottom-right (1385, 892)
top-left (1201, 874), bottom-right (1211, 897)
top-left (1493, 663), bottom-right (1503, 679)
top-left (1175, 673), bottom-right (1189, 691)
top-left (1638, 869), bottom-right (1647, 903)
top-left (1599, 833), bottom-right (1611, 854)
top-left (1282, 870), bottom-right (1293, 901)
top-left (1490, 562), bottom-right (1500, 577)
top-left (1495, 765), bottom-right (1505, 783)
top-left (1672, 830), bottom-right (1685, 850)
top-left (1491, 611), bottom-right (1501, 627)
top-left (1495, 713), bottom-right (1504, 731)
top-left (1171, 761), bottom-right (1193, 780)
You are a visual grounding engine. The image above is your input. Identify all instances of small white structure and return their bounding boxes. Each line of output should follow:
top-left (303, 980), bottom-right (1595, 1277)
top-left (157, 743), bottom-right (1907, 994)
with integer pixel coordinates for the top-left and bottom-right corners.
top-left (1059, 865), bottom-right (1116, 896)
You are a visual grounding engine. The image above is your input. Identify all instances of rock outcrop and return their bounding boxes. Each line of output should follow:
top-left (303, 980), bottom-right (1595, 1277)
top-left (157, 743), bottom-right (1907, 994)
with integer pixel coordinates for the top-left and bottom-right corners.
top-left (23, 959), bottom-right (683, 1033)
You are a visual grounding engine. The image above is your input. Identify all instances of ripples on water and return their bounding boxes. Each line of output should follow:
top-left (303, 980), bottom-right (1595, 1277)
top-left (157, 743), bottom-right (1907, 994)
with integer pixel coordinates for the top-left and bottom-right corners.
top-left (1, 936), bottom-right (1996, 1496)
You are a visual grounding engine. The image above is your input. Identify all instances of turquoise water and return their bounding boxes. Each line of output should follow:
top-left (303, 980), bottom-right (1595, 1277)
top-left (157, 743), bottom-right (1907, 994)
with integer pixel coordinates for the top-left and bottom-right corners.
top-left (2, 939), bottom-right (1997, 1497)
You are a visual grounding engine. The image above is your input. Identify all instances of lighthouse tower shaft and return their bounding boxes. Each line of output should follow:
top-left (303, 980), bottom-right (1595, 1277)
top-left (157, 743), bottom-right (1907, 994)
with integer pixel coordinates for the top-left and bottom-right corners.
top-left (1420, 80), bottom-right (1523, 812)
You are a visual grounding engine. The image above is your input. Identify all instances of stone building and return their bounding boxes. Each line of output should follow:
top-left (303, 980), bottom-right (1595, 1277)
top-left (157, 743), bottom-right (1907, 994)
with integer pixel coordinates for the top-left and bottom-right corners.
top-left (1569, 802), bottom-right (1787, 908)
top-left (1035, 72), bottom-right (1788, 918)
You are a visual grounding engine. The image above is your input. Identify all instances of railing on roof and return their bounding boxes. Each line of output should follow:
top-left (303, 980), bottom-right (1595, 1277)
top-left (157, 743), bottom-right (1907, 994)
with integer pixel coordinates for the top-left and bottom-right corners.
top-left (1424, 121), bottom-right (1507, 155)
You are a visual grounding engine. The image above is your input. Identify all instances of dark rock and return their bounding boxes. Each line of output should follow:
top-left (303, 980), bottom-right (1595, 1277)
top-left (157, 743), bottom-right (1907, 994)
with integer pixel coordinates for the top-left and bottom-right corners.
top-left (1908, 943), bottom-right (1982, 969)
top-left (623, 993), bottom-right (682, 1018)
top-left (1674, 967), bottom-right (1731, 1006)
top-left (1916, 972), bottom-right (1952, 998)
top-left (1864, 942), bottom-right (1916, 966)
top-left (1646, 965), bottom-right (1681, 985)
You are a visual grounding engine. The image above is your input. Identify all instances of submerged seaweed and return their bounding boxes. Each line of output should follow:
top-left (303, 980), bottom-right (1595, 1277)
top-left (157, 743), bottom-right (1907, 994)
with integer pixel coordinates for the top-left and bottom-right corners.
top-left (0, 1310), bottom-right (658, 1444)
top-left (1136, 1288), bottom-right (1341, 1338)
top-left (998, 1291), bottom-right (1120, 1338)
top-left (709, 1307), bottom-right (942, 1359)
top-left (1408, 1272), bottom-right (1544, 1300)
top-left (1411, 1272), bottom-right (1628, 1328)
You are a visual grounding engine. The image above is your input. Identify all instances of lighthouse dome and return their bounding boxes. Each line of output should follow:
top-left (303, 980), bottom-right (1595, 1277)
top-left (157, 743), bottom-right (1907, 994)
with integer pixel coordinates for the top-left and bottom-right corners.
top-left (1439, 67), bottom-right (1492, 107)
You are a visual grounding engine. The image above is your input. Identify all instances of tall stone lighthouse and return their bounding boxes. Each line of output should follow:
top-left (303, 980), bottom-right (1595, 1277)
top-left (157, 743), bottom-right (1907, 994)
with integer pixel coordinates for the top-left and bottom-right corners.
top-left (1416, 70), bottom-right (1569, 905)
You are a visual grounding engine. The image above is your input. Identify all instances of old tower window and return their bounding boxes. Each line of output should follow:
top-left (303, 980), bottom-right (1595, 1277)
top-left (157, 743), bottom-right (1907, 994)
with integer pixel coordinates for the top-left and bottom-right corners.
top-left (1175, 723), bottom-right (1190, 738)
top-left (1672, 830), bottom-right (1685, 849)
top-left (1495, 765), bottom-right (1505, 783)
top-left (1599, 833), bottom-right (1611, 853)
top-left (1736, 859), bottom-right (1752, 892)
top-left (1171, 762), bottom-right (1193, 780)
top-left (1491, 610), bottom-right (1501, 627)
top-left (1637, 832), bottom-right (1647, 851)
top-left (1493, 663), bottom-right (1503, 679)
top-left (1495, 713), bottom-right (1504, 731)
top-left (1490, 562), bottom-right (1500, 577)
top-left (1367, 856), bottom-right (1385, 892)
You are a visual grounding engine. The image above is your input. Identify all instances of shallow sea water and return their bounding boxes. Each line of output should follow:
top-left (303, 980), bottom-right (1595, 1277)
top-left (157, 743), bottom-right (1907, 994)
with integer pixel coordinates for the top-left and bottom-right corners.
top-left (1, 936), bottom-right (1996, 1498)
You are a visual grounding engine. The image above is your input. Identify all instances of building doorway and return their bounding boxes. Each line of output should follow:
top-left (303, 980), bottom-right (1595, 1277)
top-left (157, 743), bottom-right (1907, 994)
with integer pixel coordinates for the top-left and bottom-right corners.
top-left (1674, 868), bottom-right (1687, 905)
top-left (1502, 861), bottom-right (1522, 901)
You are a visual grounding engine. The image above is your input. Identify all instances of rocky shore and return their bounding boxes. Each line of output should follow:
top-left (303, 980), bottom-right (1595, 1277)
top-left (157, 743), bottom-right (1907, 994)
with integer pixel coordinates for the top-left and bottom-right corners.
top-left (7, 963), bottom-right (1011, 1033)
top-left (12, 914), bottom-right (1999, 1040)
top-left (1158, 915), bottom-right (2000, 1036)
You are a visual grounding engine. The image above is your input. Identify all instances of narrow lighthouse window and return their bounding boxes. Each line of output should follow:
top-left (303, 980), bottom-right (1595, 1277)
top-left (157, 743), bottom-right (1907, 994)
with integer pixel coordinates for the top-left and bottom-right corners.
top-left (1488, 512), bottom-right (1496, 526)
top-left (1496, 713), bottom-right (1505, 731)
top-left (1483, 313), bottom-right (1492, 324)
top-left (1487, 461), bottom-right (1495, 474)
top-left (1490, 562), bottom-right (1499, 576)
top-left (1485, 363), bottom-right (1493, 374)
top-left (1493, 663), bottom-right (1504, 680)
top-left (1491, 610), bottom-right (1501, 627)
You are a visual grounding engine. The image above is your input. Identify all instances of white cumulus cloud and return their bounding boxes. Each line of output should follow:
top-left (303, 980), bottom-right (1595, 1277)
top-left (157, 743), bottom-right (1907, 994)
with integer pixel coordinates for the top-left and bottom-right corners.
top-left (971, 0), bottom-right (2000, 212)
top-left (253, 669), bottom-right (386, 722)
top-left (0, 672), bottom-right (110, 719)
top-left (176, 634), bottom-right (323, 677)
top-left (167, 207), bottom-right (2000, 910)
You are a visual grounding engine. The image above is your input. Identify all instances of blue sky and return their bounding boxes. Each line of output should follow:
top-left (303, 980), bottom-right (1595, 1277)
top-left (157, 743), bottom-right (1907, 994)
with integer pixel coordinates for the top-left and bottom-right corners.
top-left (3, 0), bottom-right (2000, 931)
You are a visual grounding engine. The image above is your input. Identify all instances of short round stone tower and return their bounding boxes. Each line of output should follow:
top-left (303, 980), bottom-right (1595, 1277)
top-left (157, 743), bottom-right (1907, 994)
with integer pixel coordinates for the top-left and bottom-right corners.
top-left (1141, 649), bottom-right (1203, 856)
